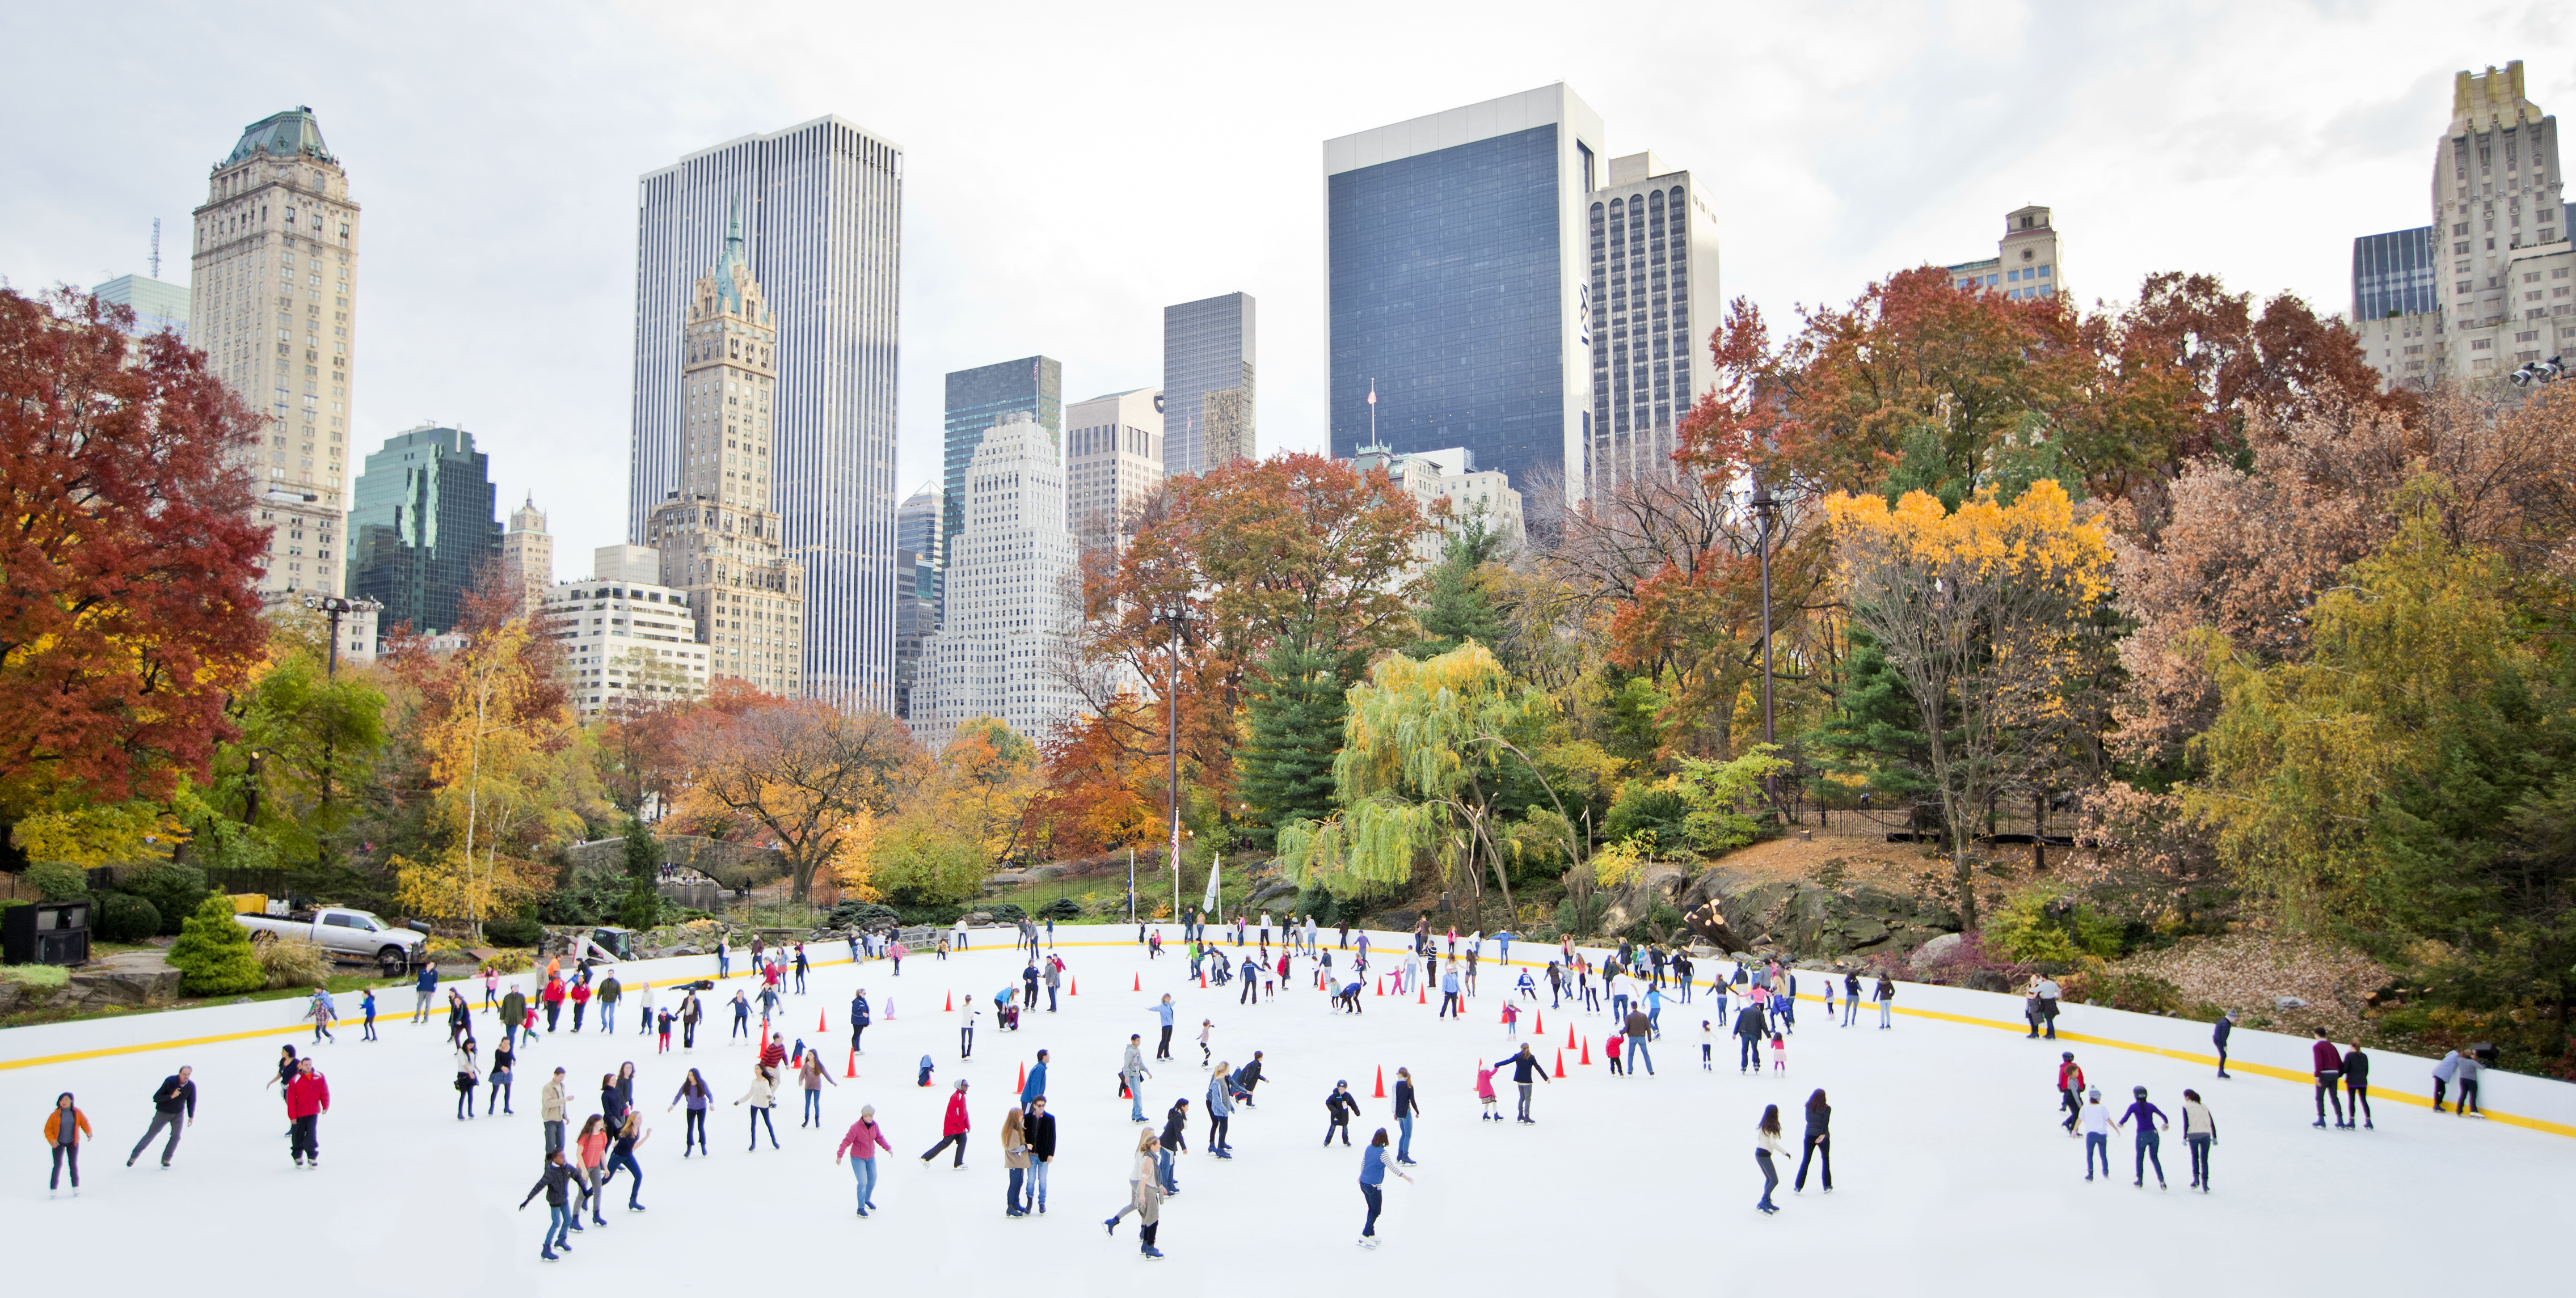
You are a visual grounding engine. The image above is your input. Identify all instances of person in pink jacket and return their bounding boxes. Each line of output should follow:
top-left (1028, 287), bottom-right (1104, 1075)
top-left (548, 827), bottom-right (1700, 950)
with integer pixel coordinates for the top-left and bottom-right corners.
top-left (835, 1104), bottom-right (892, 1215)
top-left (919, 1079), bottom-right (972, 1168)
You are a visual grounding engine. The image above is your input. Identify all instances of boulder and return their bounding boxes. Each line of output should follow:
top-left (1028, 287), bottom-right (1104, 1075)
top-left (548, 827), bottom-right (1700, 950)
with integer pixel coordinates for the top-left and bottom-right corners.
top-left (1911, 933), bottom-right (1967, 969)
top-left (1666, 866), bottom-right (1958, 962)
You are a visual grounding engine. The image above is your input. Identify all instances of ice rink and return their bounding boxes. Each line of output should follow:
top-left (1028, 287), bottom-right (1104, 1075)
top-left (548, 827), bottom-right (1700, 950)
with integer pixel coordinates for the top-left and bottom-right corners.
top-left (6, 927), bottom-right (2570, 1294)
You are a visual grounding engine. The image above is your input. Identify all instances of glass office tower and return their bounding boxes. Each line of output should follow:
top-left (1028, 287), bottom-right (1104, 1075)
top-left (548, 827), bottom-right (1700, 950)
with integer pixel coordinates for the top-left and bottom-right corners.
top-left (1325, 84), bottom-right (1605, 508)
top-left (1162, 293), bottom-right (1255, 475)
top-left (345, 424), bottom-right (500, 636)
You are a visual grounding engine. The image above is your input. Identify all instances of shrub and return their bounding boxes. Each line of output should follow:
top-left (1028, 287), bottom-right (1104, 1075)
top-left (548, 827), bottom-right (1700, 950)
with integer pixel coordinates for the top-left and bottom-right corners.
top-left (1604, 780), bottom-right (1689, 846)
top-left (1036, 897), bottom-right (1083, 922)
top-left (257, 936), bottom-right (334, 990)
top-left (825, 900), bottom-right (902, 931)
top-left (120, 864), bottom-right (209, 936)
top-left (167, 894), bottom-right (264, 996)
top-left (478, 950), bottom-right (534, 975)
top-left (979, 903), bottom-right (1028, 925)
top-left (24, 861), bottom-right (88, 901)
top-left (2088, 971), bottom-right (2184, 1016)
top-left (483, 912), bottom-right (545, 948)
top-left (873, 821), bottom-right (985, 907)
top-left (96, 891), bottom-right (162, 942)
top-left (1984, 888), bottom-right (2123, 964)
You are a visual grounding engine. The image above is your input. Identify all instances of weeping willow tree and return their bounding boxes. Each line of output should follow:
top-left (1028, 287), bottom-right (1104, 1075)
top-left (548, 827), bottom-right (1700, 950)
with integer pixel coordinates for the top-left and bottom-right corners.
top-left (1277, 642), bottom-right (1562, 928)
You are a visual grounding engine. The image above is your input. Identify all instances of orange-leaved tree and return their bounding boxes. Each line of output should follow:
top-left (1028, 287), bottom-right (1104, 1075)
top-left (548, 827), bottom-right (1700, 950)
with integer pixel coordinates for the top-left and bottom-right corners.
top-left (678, 696), bottom-right (919, 902)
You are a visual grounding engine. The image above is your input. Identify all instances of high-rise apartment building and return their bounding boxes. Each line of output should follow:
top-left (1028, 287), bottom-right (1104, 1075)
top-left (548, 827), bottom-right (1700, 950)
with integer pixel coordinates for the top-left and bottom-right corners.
top-left (630, 117), bottom-right (903, 709)
top-left (345, 424), bottom-right (500, 636)
top-left (914, 412), bottom-right (1080, 752)
top-left (1326, 85), bottom-right (1608, 509)
top-left (1586, 152), bottom-right (1721, 493)
top-left (642, 217), bottom-right (807, 699)
top-left (1939, 206), bottom-right (2068, 302)
top-left (1162, 293), bottom-right (1254, 475)
top-left (896, 483), bottom-right (942, 569)
top-left (944, 356), bottom-right (1063, 571)
top-left (500, 495), bottom-right (554, 618)
top-left (892, 482), bottom-right (941, 718)
top-left (540, 546), bottom-right (709, 720)
top-left (1065, 386), bottom-right (1165, 547)
top-left (187, 107), bottom-right (362, 602)
top-left (2349, 62), bottom-right (2576, 388)
top-left (92, 273), bottom-right (191, 340)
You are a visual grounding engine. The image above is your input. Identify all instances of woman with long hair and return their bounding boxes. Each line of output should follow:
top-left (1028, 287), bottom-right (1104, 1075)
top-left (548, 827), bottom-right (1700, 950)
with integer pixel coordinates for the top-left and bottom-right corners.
top-left (454, 1035), bottom-right (480, 1120)
top-left (1103, 1127), bottom-right (1158, 1235)
top-left (600, 1111), bottom-right (650, 1212)
top-left (1794, 1089), bottom-right (1832, 1193)
top-left (1755, 1104), bottom-right (1787, 1215)
top-left (573, 1114), bottom-right (612, 1227)
top-left (736, 1064), bottom-right (781, 1151)
top-left (487, 1036), bottom-right (516, 1115)
top-left (667, 1068), bottom-right (711, 1156)
top-left (1001, 1105), bottom-right (1031, 1217)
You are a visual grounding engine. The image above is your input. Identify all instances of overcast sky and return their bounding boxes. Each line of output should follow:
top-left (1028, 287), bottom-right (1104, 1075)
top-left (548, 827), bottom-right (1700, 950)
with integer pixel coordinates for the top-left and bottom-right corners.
top-left (2, 1), bottom-right (2560, 574)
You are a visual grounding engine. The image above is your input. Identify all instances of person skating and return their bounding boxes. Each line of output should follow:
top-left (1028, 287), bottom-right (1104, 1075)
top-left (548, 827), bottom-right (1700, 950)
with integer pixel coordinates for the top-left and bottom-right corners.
top-left (2117, 1085), bottom-right (2169, 1188)
top-left (2432, 1048), bottom-right (2461, 1111)
top-left (2453, 1046), bottom-right (2485, 1118)
top-left (600, 1111), bottom-right (650, 1211)
top-left (517, 1148), bottom-right (588, 1260)
top-left (1123, 1034), bottom-right (1152, 1122)
top-left (1390, 1066), bottom-right (1420, 1161)
top-left (2212, 1011), bottom-right (2236, 1077)
top-left (597, 973), bottom-right (621, 1034)
top-left (835, 1104), bottom-right (892, 1215)
top-left (2057, 1052), bottom-right (2086, 1134)
top-left (1437, 967), bottom-right (1464, 1018)
top-left (1794, 1089), bottom-right (1833, 1193)
top-left (1020, 1048), bottom-right (1051, 1111)
top-left (412, 960), bottom-right (438, 1024)
top-left (1624, 1005), bottom-right (1655, 1075)
top-left (500, 982), bottom-right (528, 1051)
top-left (1753, 1105), bottom-right (1787, 1215)
top-left (1152, 993), bottom-right (1177, 1060)
top-left (668, 1068), bottom-right (711, 1156)
top-left (736, 1064), bottom-right (781, 1151)
top-left (285, 1056), bottom-right (329, 1168)
top-left (126, 1067), bottom-right (195, 1168)
top-left (2033, 974), bottom-right (2061, 1039)
top-left (307, 986), bottom-right (338, 1045)
top-left (1499, 1043), bottom-right (1550, 1123)
top-left (1025, 1096), bottom-right (1057, 1212)
top-left (1232, 1052), bottom-right (1265, 1107)
top-left (1002, 1106), bottom-right (1034, 1217)
top-left (1732, 1000), bottom-right (1768, 1072)
top-left (569, 975), bottom-right (591, 1033)
top-left (921, 1079), bottom-right (972, 1168)
top-left (541, 1067), bottom-right (569, 1153)
top-left (1356, 1127), bottom-right (1413, 1248)
top-left (1156, 1098), bottom-right (1189, 1193)
top-left (2079, 1088), bottom-right (2112, 1181)
top-left (360, 987), bottom-right (377, 1042)
top-left (1133, 1130), bottom-right (1169, 1259)
top-left (1324, 1079), bottom-right (1361, 1147)
top-left (1205, 1067), bottom-right (1236, 1159)
top-left (267, 1043), bottom-right (298, 1136)
top-left (1475, 1060), bottom-right (1502, 1117)
top-left (2179, 1089), bottom-right (2217, 1191)
top-left (2309, 1027), bottom-right (2347, 1129)
top-left (44, 1093), bottom-right (90, 1196)
top-left (1104, 1128), bottom-right (1158, 1236)
top-left (453, 1035), bottom-right (481, 1120)
top-left (798, 1048), bottom-right (838, 1127)
top-left (572, 1115), bottom-right (612, 1225)
top-left (1842, 972), bottom-right (1862, 1027)
top-left (2341, 1041), bottom-right (2373, 1129)
top-left (1873, 974), bottom-right (1895, 1028)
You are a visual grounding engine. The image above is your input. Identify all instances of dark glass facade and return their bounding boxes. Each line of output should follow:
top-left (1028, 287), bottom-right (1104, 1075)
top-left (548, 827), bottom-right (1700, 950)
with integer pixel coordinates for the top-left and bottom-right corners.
top-left (344, 426), bottom-right (500, 636)
top-left (1162, 293), bottom-right (1255, 475)
top-left (2352, 225), bottom-right (2439, 321)
top-left (891, 547), bottom-right (937, 720)
top-left (1329, 125), bottom-right (1566, 488)
top-left (943, 356), bottom-right (1061, 564)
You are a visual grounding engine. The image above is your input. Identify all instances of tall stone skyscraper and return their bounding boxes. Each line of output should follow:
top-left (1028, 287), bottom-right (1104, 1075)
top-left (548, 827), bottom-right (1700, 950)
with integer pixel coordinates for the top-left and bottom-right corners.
top-left (186, 107), bottom-right (361, 601)
top-left (1162, 293), bottom-right (1254, 475)
top-left (1065, 386), bottom-right (1164, 548)
top-left (642, 214), bottom-right (807, 698)
top-left (630, 117), bottom-right (903, 710)
top-left (1586, 153), bottom-right (1722, 493)
top-left (501, 494), bottom-right (554, 618)
top-left (943, 356), bottom-right (1062, 573)
top-left (914, 412), bottom-right (1080, 752)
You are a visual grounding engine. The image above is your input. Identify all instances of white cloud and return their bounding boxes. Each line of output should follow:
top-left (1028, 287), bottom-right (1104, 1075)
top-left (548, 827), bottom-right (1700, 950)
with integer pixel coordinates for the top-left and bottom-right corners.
top-left (0, 0), bottom-right (2554, 568)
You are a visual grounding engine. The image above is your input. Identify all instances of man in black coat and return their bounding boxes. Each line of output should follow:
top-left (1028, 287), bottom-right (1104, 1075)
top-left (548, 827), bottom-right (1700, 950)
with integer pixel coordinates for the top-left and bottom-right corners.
top-left (1025, 1096), bottom-right (1057, 1212)
top-left (128, 1067), bottom-right (196, 1167)
top-left (1733, 1003), bottom-right (1769, 1073)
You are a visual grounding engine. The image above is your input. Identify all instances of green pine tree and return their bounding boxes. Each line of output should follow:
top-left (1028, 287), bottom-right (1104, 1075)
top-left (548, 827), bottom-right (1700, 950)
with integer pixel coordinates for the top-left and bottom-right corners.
top-left (1805, 625), bottom-right (1941, 818)
top-left (617, 815), bottom-right (662, 930)
top-left (1409, 518), bottom-right (1507, 659)
top-left (167, 893), bottom-right (265, 996)
top-left (1236, 643), bottom-right (1351, 852)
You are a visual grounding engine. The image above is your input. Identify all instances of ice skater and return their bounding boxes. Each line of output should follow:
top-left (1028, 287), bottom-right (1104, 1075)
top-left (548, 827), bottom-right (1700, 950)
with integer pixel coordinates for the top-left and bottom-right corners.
top-left (1475, 1060), bottom-right (1500, 1120)
top-left (1156, 1098), bottom-right (1189, 1193)
top-left (1842, 971), bottom-right (1861, 1026)
top-left (2212, 1011), bottom-right (2235, 1077)
top-left (1794, 1089), bottom-right (1832, 1193)
top-left (2342, 1039), bottom-right (2373, 1129)
top-left (1732, 1000), bottom-right (1768, 1072)
top-left (1873, 974), bottom-right (1895, 1028)
top-left (285, 1056), bottom-right (329, 1168)
top-left (1499, 1043), bottom-right (1550, 1123)
top-left (2079, 1088), bottom-right (2112, 1181)
top-left (1123, 1035), bottom-right (1151, 1122)
top-left (1153, 993), bottom-right (1177, 1060)
top-left (453, 1034), bottom-right (480, 1119)
top-left (1753, 1104), bottom-right (1786, 1215)
top-left (835, 1105), bottom-right (891, 1215)
top-left (1205, 1068), bottom-right (1235, 1159)
top-left (517, 1148), bottom-right (589, 1259)
top-left (1356, 1127), bottom-right (1413, 1248)
top-left (668, 1068), bottom-right (710, 1156)
top-left (127, 1067), bottom-right (195, 1168)
top-left (920, 1078), bottom-right (971, 1168)
top-left (2179, 1089), bottom-right (2216, 1191)
top-left (1002, 1106), bottom-right (1033, 1216)
top-left (1103, 1128), bottom-right (1159, 1238)
top-left (572, 1115), bottom-right (612, 1225)
top-left (736, 1063), bottom-right (781, 1151)
top-left (2309, 1027), bottom-right (2347, 1129)
top-left (1325, 1079), bottom-right (1361, 1146)
top-left (798, 1048), bottom-right (837, 1126)
top-left (2116, 1085), bottom-right (2168, 1188)
top-left (600, 1111), bottom-right (649, 1211)
top-left (45, 1092), bottom-right (89, 1195)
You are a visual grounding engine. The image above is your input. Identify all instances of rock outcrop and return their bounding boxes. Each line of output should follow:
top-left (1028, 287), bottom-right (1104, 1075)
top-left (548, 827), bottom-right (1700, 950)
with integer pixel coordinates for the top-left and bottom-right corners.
top-left (1675, 868), bottom-right (1958, 963)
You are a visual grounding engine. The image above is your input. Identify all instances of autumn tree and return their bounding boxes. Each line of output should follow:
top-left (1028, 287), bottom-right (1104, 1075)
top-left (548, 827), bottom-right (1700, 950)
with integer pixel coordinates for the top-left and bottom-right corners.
top-left (933, 717), bottom-right (1042, 866)
top-left (1825, 480), bottom-right (2115, 928)
top-left (0, 289), bottom-right (269, 870)
top-left (1022, 696), bottom-right (1165, 859)
top-left (680, 698), bottom-right (918, 902)
top-left (177, 608), bottom-right (387, 876)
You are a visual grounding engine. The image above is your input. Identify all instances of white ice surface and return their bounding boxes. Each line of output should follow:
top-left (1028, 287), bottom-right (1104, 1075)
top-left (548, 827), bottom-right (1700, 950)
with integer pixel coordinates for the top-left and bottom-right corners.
top-left (5, 930), bottom-right (2570, 1296)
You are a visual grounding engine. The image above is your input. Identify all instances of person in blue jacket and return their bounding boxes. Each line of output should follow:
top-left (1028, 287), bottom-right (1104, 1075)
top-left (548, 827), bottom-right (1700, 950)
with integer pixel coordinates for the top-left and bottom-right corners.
top-left (1356, 1127), bottom-right (1413, 1249)
top-left (1020, 1049), bottom-right (1049, 1111)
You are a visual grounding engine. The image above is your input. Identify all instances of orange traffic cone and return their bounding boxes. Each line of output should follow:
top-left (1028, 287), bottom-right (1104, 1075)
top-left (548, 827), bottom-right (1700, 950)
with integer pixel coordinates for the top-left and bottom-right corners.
top-left (1133, 973), bottom-right (1142, 992)
top-left (1535, 1010), bottom-right (1544, 1037)
top-left (1372, 1066), bottom-right (1386, 1098)
top-left (1070, 977), bottom-right (1078, 996)
top-left (1014, 1061), bottom-right (1026, 1092)
top-left (1553, 1050), bottom-right (1567, 1079)
top-left (943, 990), bottom-right (953, 1012)
top-left (758, 1022), bottom-right (770, 1055)
top-left (1565, 1022), bottom-right (1575, 1050)
top-left (846, 1050), bottom-right (857, 1079)
top-left (1417, 983), bottom-right (1426, 1005)
top-left (1199, 971), bottom-right (1207, 990)
top-left (1579, 1035), bottom-right (1592, 1066)
top-left (1376, 979), bottom-right (1384, 996)
top-left (817, 1009), bottom-right (828, 1032)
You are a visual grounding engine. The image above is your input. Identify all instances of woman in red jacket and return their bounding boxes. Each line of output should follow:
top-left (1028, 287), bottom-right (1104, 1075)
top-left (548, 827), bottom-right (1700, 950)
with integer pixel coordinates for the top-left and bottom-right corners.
top-left (835, 1104), bottom-right (892, 1215)
top-left (285, 1058), bottom-right (330, 1168)
top-left (570, 979), bottom-right (593, 1033)
top-left (918, 1079), bottom-right (972, 1168)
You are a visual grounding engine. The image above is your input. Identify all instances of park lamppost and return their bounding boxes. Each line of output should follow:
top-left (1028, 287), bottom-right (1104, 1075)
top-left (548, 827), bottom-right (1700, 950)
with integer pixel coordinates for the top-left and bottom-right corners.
top-left (302, 594), bottom-right (383, 678)
top-left (1158, 601), bottom-right (1190, 921)
top-left (1751, 475), bottom-right (1780, 810)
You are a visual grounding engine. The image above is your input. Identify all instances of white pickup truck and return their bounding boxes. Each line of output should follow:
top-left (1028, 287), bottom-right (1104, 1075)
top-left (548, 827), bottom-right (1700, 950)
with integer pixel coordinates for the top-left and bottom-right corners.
top-left (236, 906), bottom-right (425, 974)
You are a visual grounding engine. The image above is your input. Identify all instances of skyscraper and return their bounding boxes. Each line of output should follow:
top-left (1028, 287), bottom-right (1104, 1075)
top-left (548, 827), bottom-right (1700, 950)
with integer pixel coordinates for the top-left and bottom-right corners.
top-left (187, 106), bottom-right (362, 601)
top-left (630, 116), bottom-right (903, 710)
top-left (92, 273), bottom-right (190, 341)
top-left (500, 494), bottom-right (554, 618)
top-left (1065, 386), bottom-right (1164, 548)
top-left (1586, 153), bottom-right (1722, 493)
top-left (896, 482), bottom-right (942, 569)
top-left (1325, 85), bottom-right (1605, 508)
top-left (345, 424), bottom-right (500, 636)
top-left (915, 412), bottom-right (1080, 752)
top-left (642, 215), bottom-right (807, 698)
top-left (1162, 293), bottom-right (1255, 475)
top-left (943, 356), bottom-right (1062, 571)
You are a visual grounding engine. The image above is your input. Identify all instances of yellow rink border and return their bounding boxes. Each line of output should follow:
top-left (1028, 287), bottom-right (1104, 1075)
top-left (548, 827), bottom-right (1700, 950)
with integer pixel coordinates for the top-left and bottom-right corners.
top-left (6, 935), bottom-right (2570, 1140)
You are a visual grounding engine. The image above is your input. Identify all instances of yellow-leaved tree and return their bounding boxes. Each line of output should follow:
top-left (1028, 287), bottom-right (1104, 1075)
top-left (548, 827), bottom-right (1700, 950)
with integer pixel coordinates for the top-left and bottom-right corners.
top-left (1824, 479), bottom-right (2113, 929)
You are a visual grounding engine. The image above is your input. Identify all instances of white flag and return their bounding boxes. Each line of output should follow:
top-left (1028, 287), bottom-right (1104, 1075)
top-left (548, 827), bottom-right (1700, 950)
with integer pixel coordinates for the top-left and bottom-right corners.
top-left (1201, 852), bottom-right (1222, 915)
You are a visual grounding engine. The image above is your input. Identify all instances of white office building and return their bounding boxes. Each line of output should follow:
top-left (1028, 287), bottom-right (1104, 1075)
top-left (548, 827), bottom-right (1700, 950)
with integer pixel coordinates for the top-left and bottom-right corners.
top-left (1065, 386), bottom-right (1165, 549)
top-left (539, 545), bottom-right (709, 720)
top-left (914, 413), bottom-right (1080, 752)
top-left (629, 116), bottom-right (904, 710)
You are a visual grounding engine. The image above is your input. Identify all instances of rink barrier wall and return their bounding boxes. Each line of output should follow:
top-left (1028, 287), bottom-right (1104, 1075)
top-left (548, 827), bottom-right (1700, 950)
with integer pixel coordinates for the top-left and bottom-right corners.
top-left (5, 926), bottom-right (2571, 1139)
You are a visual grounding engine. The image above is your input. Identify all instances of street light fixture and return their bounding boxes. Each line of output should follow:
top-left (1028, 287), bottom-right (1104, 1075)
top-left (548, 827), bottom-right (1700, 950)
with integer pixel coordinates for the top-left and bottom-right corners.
top-left (1751, 474), bottom-right (1780, 810)
top-left (302, 593), bottom-right (384, 678)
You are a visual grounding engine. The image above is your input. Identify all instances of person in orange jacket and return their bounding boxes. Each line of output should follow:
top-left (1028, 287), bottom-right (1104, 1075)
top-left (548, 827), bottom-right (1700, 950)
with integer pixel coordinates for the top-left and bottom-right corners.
top-left (285, 1057), bottom-right (331, 1168)
top-left (44, 1092), bottom-right (91, 1196)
